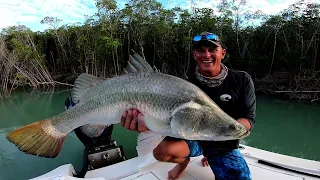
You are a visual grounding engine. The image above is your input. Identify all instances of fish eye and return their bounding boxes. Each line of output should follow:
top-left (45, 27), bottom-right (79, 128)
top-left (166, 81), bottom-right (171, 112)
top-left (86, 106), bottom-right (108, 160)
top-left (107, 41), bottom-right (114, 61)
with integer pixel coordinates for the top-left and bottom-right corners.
top-left (229, 124), bottom-right (236, 131)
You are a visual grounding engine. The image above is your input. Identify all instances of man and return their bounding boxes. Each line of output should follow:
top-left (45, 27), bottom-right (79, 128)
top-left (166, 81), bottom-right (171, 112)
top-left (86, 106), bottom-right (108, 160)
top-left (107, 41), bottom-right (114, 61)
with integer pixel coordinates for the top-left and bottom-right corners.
top-left (120, 31), bottom-right (256, 180)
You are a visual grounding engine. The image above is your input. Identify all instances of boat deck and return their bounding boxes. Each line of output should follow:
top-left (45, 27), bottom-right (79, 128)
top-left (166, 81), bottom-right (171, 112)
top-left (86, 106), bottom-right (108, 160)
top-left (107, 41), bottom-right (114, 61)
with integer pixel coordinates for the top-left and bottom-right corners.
top-left (31, 145), bottom-right (320, 180)
top-left (113, 156), bottom-right (304, 180)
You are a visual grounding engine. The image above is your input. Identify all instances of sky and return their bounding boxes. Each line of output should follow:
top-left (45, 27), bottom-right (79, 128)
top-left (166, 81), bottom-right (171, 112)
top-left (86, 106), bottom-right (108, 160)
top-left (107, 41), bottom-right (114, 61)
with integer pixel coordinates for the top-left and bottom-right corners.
top-left (0, 0), bottom-right (319, 32)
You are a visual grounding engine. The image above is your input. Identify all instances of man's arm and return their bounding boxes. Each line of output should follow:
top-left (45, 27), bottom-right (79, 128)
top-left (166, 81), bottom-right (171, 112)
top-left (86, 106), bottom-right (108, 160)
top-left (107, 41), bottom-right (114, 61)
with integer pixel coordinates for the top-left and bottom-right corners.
top-left (238, 72), bottom-right (256, 131)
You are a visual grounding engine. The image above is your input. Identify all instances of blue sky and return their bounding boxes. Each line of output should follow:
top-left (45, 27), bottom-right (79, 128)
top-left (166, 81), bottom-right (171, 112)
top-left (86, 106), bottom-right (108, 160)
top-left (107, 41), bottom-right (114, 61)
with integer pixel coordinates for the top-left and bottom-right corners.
top-left (0, 0), bottom-right (319, 32)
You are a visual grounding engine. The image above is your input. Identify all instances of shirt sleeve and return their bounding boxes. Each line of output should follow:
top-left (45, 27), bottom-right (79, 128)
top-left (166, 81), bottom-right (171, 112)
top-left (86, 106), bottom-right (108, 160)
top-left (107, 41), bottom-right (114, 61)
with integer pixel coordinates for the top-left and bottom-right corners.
top-left (241, 72), bottom-right (256, 131)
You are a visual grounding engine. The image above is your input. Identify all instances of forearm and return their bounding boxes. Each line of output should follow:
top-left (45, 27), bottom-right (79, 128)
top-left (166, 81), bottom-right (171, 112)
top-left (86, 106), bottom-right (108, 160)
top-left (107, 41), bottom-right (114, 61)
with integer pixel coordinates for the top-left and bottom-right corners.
top-left (240, 73), bottom-right (256, 131)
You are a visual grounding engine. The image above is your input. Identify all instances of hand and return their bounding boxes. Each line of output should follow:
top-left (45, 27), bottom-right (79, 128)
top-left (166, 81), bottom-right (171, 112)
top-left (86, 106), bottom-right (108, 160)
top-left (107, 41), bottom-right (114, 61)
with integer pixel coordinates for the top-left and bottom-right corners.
top-left (120, 109), bottom-right (149, 132)
top-left (236, 118), bottom-right (251, 131)
top-left (201, 157), bottom-right (209, 167)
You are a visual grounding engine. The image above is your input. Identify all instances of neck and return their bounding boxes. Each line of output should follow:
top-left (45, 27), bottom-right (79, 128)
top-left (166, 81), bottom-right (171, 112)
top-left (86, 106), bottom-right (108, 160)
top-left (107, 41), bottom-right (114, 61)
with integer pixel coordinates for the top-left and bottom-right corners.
top-left (195, 63), bottom-right (228, 87)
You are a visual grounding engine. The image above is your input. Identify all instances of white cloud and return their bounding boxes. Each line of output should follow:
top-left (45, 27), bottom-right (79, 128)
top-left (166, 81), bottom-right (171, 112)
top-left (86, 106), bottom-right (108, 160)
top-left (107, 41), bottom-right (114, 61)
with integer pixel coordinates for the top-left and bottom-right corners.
top-left (1, 0), bottom-right (320, 32)
top-left (167, 0), bottom-right (320, 15)
top-left (246, 0), bottom-right (296, 15)
top-left (192, 0), bottom-right (217, 9)
top-left (0, 0), bottom-right (97, 31)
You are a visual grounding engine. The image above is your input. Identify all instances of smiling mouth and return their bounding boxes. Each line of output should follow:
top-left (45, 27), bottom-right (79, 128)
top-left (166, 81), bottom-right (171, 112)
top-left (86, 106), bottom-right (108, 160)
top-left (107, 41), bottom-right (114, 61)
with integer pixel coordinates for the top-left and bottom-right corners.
top-left (201, 60), bottom-right (214, 64)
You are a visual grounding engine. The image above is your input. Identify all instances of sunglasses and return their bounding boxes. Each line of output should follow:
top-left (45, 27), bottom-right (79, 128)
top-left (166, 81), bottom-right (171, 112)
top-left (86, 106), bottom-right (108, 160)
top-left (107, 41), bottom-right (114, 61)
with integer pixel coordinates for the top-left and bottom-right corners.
top-left (193, 33), bottom-right (219, 42)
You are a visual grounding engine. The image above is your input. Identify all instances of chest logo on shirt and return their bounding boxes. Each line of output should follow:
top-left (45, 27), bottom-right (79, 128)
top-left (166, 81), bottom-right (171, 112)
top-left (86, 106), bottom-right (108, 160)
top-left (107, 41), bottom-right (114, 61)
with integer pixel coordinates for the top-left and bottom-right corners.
top-left (220, 94), bottom-right (232, 102)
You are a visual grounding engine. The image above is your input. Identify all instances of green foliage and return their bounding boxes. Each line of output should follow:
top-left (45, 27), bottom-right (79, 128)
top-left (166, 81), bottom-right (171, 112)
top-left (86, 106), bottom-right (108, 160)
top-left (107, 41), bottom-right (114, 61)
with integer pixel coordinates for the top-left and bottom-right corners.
top-left (0, 0), bottom-right (319, 96)
top-left (2, 25), bottom-right (46, 65)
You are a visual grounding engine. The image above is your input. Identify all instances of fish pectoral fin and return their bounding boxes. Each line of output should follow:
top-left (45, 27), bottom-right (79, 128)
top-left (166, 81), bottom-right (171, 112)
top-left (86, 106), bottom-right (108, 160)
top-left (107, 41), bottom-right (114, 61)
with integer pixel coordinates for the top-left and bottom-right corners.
top-left (136, 131), bottom-right (165, 157)
top-left (136, 115), bottom-right (169, 156)
top-left (71, 73), bottom-right (105, 103)
top-left (143, 115), bottom-right (171, 133)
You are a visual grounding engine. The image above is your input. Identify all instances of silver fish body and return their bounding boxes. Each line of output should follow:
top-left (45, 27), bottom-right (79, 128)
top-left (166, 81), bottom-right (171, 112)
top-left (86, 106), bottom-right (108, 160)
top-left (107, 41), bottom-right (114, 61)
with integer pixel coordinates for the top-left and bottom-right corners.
top-left (51, 71), bottom-right (247, 141)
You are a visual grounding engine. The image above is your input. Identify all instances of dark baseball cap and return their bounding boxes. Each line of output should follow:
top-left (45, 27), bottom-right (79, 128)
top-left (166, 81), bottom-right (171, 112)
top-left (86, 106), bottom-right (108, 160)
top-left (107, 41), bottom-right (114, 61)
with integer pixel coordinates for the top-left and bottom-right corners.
top-left (192, 31), bottom-right (222, 49)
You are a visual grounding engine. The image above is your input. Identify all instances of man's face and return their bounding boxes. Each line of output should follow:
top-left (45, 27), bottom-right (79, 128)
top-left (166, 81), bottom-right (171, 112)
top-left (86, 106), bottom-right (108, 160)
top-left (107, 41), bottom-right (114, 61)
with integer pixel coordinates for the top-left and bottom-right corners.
top-left (193, 44), bottom-right (226, 76)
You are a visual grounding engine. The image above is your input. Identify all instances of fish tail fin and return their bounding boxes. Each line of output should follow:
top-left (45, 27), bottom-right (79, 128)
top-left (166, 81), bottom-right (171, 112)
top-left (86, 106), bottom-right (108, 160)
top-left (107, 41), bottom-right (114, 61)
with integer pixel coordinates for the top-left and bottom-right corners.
top-left (6, 119), bottom-right (67, 158)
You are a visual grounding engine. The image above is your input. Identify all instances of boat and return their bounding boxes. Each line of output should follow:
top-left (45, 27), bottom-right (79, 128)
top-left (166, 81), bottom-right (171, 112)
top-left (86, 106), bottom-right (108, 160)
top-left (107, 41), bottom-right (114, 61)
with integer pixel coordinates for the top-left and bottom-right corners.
top-left (31, 142), bottom-right (320, 180)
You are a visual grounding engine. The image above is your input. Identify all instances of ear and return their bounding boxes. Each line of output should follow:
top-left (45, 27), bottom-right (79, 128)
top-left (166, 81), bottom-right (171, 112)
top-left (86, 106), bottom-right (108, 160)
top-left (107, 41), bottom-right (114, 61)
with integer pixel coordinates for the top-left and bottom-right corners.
top-left (221, 48), bottom-right (226, 59)
top-left (192, 50), bottom-right (197, 60)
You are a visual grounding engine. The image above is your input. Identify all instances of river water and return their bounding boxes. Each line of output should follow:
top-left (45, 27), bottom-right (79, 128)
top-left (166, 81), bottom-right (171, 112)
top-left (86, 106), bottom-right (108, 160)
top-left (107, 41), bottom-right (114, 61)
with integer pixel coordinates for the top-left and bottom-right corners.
top-left (0, 89), bottom-right (319, 180)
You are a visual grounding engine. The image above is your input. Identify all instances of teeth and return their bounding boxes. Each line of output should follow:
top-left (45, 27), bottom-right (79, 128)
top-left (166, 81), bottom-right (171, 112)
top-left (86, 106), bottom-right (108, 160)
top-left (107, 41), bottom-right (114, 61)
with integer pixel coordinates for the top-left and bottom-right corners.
top-left (202, 61), bottom-right (212, 63)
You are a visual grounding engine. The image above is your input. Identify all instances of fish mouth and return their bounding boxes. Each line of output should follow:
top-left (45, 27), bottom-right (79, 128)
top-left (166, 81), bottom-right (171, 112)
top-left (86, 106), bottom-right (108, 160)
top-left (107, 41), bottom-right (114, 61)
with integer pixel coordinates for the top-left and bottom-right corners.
top-left (223, 130), bottom-right (249, 139)
top-left (236, 130), bottom-right (250, 139)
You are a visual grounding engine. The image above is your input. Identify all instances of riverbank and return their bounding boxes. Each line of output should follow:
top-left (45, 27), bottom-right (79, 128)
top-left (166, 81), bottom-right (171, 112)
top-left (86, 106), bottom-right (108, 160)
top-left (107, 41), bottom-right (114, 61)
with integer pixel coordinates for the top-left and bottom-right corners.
top-left (254, 72), bottom-right (320, 103)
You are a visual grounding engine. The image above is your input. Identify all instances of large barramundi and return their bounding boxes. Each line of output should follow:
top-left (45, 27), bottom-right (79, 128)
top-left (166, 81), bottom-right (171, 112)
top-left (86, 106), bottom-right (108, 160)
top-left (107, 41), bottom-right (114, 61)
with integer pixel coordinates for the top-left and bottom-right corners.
top-left (6, 52), bottom-right (249, 158)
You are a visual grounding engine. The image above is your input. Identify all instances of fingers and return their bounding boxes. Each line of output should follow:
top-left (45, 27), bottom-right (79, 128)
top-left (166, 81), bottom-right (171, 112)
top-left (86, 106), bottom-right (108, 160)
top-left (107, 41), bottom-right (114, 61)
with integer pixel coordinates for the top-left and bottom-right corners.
top-left (124, 109), bottom-right (133, 129)
top-left (129, 109), bottom-right (139, 131)
top-left (120, 108), bottom-right (149, 132)
top-left (203, 161), bottom-right (209, 167)
top-left (137, 113), bottom-right (149, 132)
top-left (120, 111), bottom-right (127, 127)
top-left (201, 157), bottom-right (209, 167)
top-left (167, 171), bottom-right (174, 180)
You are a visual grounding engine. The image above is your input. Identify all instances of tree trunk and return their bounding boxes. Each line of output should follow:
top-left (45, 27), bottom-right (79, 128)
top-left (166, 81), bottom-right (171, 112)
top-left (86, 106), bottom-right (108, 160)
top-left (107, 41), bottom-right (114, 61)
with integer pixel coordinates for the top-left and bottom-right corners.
top-left (268, 31), bottom-right (277, 75)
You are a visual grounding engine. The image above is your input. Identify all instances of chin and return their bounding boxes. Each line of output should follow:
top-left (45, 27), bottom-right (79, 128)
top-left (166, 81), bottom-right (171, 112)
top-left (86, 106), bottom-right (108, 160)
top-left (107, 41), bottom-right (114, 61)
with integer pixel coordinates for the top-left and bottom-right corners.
top-left (199, 63), bottom-right (215, 71)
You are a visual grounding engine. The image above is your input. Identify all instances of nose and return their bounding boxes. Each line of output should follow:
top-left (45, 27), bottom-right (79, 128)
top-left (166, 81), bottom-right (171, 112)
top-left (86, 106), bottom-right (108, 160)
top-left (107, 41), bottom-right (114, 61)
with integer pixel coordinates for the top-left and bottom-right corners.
top-left (202, 49), bottom-right (211, 58)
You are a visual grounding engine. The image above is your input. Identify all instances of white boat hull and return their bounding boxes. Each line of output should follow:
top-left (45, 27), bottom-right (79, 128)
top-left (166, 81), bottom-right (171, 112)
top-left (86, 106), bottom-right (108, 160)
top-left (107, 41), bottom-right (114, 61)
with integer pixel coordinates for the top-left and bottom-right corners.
top-left (30, 144), bottom-right (320, 180)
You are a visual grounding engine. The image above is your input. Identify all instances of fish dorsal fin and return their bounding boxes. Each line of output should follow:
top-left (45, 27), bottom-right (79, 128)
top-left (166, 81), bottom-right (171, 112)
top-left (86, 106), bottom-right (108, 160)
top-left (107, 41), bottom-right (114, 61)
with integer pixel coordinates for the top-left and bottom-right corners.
top-left (71, 73), bottom-right (105, 103)
top-left (123, 50), bottom-right (156, 73)
top-left (72, 51), bottom-right (159, 103)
